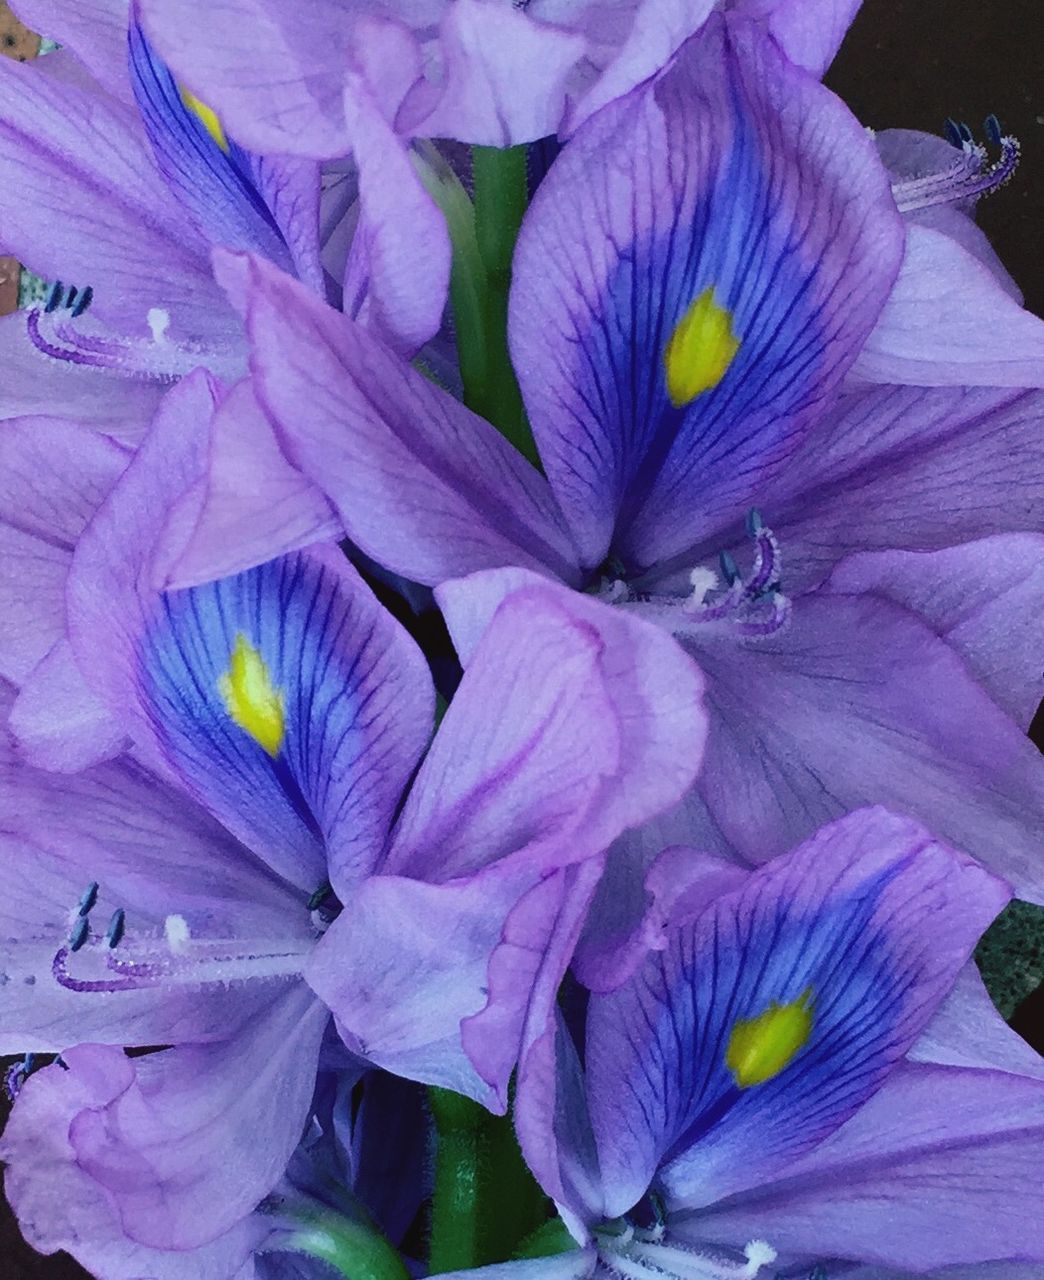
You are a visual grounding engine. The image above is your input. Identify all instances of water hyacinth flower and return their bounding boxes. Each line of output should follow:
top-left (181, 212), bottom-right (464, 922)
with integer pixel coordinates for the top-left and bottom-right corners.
top-left (429, 809), bottom-right (1044, 1280)
top-left (173, 16), bottom-right (1044, 908)
top-left (0, 0), bottom-right (449, 433)
top-left (135, 0), bottom-right (863, 160)
top-left (0, 366), bottom-right (707, 1265)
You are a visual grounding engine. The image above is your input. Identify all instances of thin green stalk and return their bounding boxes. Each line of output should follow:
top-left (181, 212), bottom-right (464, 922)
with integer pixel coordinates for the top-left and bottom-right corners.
top-left (415, 143), bottom-right (538, 465)
top-left (469, 145), bottom-right (534, 462)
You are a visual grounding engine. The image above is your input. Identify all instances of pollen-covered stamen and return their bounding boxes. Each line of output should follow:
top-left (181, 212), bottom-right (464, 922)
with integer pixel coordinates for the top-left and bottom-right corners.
top-left (52, 903), bottom-right (309, 996)
top-left (891, 115), bottom-right (1020, 213)
top-left (673, 513), bottom-right (789, 639)
top-left (25, 299), bottom-right (237, 383)
top-left (599, 1232), bottom-right (777, 1280)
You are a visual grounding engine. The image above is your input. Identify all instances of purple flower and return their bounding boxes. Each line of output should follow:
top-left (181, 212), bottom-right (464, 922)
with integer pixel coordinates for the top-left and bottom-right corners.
top-left (133, 0), bottom-right (862, 159)
top-left (0, 366), bottom-right (707, 1259)
top-left (173, 17), bottom-right (1044, 904)
top-left (0, 0), bottom-right (448, 428)
top-left (430, 809), bottom-right (1044, 1279)
top-left (0, 1044), bottom-right (425, 1279)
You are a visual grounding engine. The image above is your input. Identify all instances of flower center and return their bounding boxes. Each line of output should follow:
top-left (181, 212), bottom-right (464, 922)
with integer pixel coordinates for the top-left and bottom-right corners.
top-left (602, 511), bottom-right (791, 642)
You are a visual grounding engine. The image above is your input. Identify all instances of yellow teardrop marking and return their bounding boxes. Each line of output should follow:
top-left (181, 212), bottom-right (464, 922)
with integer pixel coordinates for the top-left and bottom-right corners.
top-left (179, 86), bottom-right (231, 154)
top-left (664, 286), bottom-right (741, 407)
top-left (217, 633), bottom-right (286, 757)
top-left (726, 989), bottom-right (814, 1089)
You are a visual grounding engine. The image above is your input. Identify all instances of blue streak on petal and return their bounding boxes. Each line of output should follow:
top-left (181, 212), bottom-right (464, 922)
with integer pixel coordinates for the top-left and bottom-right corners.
top-left (136, 554), bottom-right (396, 891)
top-left (128, 14), bottom-right (295, 271)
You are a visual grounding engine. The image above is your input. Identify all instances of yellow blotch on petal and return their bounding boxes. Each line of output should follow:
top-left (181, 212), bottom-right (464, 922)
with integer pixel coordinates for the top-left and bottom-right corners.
top-left (726, 989), bottom-right (814, 1089)
top-left (179, 86), bottom-right (230, 154)
top-left (218, 633), bottom-right (286, 757)
top-left (664, 286), bottom-right (741, 407)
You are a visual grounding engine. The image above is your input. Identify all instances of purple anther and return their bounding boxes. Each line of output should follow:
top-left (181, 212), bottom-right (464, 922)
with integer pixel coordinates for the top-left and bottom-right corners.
top-left (746, 527), bottom-right (781, 597)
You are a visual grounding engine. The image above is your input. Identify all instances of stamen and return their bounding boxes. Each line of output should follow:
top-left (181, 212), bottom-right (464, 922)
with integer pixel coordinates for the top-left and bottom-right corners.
top-left (891, 116), bottom-right (1020, 213)
top-left (77, 881), bottom-right (99, 916)
top-left (25, 305), bottom-right (239, 383)
top-left (603, 1236), bottom-right (778, 1280)
top-left (71, 286), bottom-right (94, 318)
top-left (106, 907), bottom-right (126, 949)
top-left (643, 514), bottom-right (791, 641)
top-left (68, 915), bottom-right (90, 953)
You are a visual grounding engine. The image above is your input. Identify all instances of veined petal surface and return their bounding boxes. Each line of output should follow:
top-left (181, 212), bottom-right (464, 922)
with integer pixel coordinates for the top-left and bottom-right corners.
top-left (585, 810), bottom-right (1009, 1216)
top-left (510, 14), bottom-right (903, 576)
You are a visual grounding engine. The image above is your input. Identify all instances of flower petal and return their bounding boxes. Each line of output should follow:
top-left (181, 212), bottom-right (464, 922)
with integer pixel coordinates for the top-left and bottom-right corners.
top-left (0, 1045), bottom-right (267, 1279)
top-left (159, 378), bottom-right (343, 591)
top-left (851, 224), bottom-right (1044, 387)
top-left (128, 13), bottom-right (305, 275)
top-left (9, 0), bottom-right (135, 102)
top-left (585, 809), bottom-right (1009, 1216)
top-left (510, 14), bottom-right (903, 575)
top-left (688, 1062), bottom-right (1044, 1271)
top-left (69, 374), bottom-right (433, 894)
top-left (307, 863), bottom-right (542, 1108)
top-left (757, 384), bottom-right (1044, 593)
top-left (910, 962), bottom-right (1044, 1080)
top-left (395, 574), bottom-right (707, 879)
top-left (691, 592), bottom-right (1044, 904)
top-left (10, 639), bottom-right (125, 772)
top-left (740, 0), bottom-right (861, 76)
top-left (0, 50), bottom-right (229, 342)
top-left (134, 548), bottom-right (431, 893)
top-left (0, 417), bottom-right (128, 686)
top-left (240, 252), bottom-right (581, 586)
top-left (419, 0), bottom-right (587, 146)
top-left (68, 985), bottom-right (328, 1249)
top-left (828, 535), bottom-right (1044, 731)
top-left (340, 74), bottom-right (452, 354)
top-left (138, 0), bottom-right (354, 158)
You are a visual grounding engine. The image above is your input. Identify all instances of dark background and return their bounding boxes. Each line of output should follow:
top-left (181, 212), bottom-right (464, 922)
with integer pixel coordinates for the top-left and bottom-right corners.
top-left (1, 0), bottom-right (1042, 1275)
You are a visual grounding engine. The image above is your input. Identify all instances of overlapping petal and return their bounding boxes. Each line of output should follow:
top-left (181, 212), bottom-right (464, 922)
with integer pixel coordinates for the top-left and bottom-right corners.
top-left (68, 986), bottom-right (328, 1249)
top-left (690, 592), bottom-right (1044, 903)
top-left (688, 1063), bottom-right (1044, 1271)
top-left (511, 14), bottom-right (904, 575)
top-left (232, 253), bottom-right (581, 587)
top-left (585, 809), bottom-right (1008, 1216)
top-left (68, 374), bottom-right (434, 895)
top-left (0, 49), bottom-right (230, 341)
top-left (0, 1045), bottom-right (267, 1279)
top-left (128, 12), bottom-right (308, 278)
top-left (754, 384), bottom-right (1044, 593)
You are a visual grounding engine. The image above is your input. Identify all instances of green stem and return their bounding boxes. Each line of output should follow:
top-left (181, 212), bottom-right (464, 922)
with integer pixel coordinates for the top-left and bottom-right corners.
top-left (428, 1089), bottom-right (488, 1274)
top-left (415, 142), bottom-right (538, 466)
top-left (282, 1214), bottom-right (410, 1280)
top-left (427, 1087), bottom-right (549, 1273)
top-left (470, 145), bottom-right (535, 463)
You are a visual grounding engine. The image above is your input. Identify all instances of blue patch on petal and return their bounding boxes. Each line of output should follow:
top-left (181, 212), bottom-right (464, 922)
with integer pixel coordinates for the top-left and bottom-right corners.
top-left (128, 16), bottom-right (295, 270)
top-left (585, 818), bottom-right (992, 1216)
top-left (137, 553), bottom-right (403, 890)
top-left (602, 93), bottom-right (829, 564)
